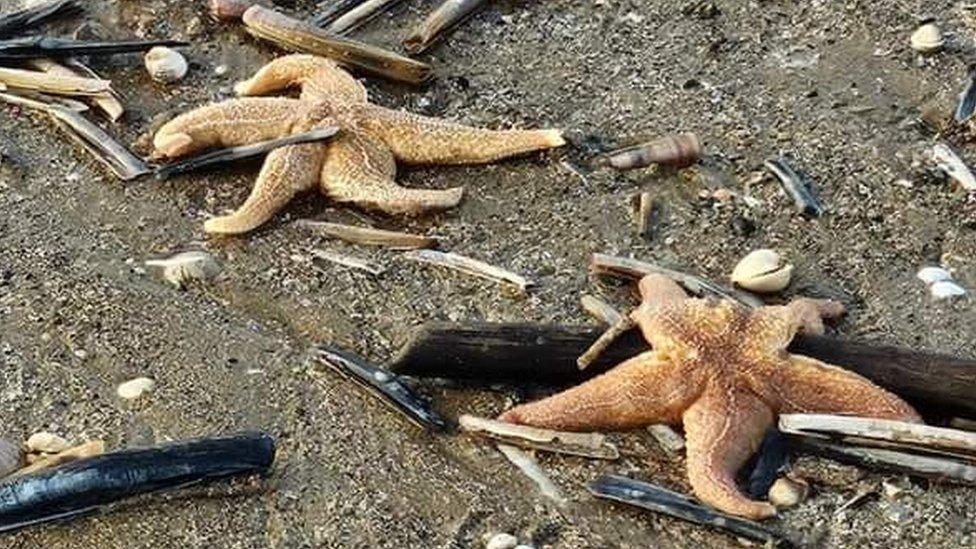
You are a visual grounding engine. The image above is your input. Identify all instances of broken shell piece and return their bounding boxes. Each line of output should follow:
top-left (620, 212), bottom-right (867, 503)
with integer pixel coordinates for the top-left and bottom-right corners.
top-left (767, 476), bottom-right (808, 508)
top-left (917, 266), bottom-right (952, 284)
top-left (144, 47), bottom-right (188, 83)
top-left (910, 23), bottom-right (944, 54)
top-left (486, 533), bottom-right (519, 549)
top-left (730, 249), bottom-right (793, 293)
top-left (931, 144), bottom-right (976, 192)
top-left (648, 424), bottom-right (685, 455)
top-left (144, 251), bottom-right (220, 289)
top-left (763, 157), bottom-right (823, 217)
top-left (603, 133), bottom-right (701, 170)
top-left (496, 444), bottom-right (566, 505)
top-left (117, 377), bottom-right (156, 400)
top-left (25, 432), bottom-right (69, 454)
top-left (0, 439), bottom-right (23, 478)
top-left (930, 280), bottom-right (966, 300)
top-left (460, 414), bottom-right (618, 459)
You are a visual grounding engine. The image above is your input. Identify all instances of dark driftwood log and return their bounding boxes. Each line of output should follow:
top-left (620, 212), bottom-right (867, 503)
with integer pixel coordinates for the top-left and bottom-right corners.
top-left (389, 322), bottom-right (976, 418)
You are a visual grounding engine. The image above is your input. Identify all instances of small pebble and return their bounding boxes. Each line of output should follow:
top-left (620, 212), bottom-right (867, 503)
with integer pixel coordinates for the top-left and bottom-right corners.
top-left (26, 431), bottom-right (69, 454)
top-left (144, 46), bottom-right (188, 83)
top-left (117, 377), bottom-right (156, 400)
top-left (214, 64), bottom-right (229, 76)
top-left (486, 533), bottom-right (518, 549)
top-left (910, 23), bottom-right (944, 54)
top-left (768, 476), bottom-right (809, 508)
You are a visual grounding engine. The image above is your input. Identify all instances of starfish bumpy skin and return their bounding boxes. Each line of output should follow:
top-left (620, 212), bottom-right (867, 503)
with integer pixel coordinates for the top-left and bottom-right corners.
top-left (153, 55), bottom-right (565, 234)
top-left (499, 275), bottom-right (920, 519)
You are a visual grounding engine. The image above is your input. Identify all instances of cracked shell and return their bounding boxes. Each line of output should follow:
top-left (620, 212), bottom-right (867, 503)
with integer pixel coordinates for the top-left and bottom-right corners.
top-left (730, 249), bottom-right (794, 293)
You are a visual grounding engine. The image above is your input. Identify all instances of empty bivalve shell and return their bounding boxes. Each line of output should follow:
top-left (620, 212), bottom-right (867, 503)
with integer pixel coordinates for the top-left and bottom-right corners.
top-left (144, 47), bottom-right (188, 83)
top-left (910, 23), bottom-right (944, 54)
top-left (731, 249), bottom-right (793, 293)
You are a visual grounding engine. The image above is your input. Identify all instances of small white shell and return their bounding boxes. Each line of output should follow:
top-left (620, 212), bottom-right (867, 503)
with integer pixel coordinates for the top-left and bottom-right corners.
top-left (486, 533), bottom-right (518, 549)
top-left (768, 476), bottom-right (809, 508)
top-left (144, 47), bottom-right (188, 83)
top-left (731, 249), bottom-right (794, 293)
top-left (26, 431), bottom-right (69, 454)
top-left (0, 438), bottom-right (23, 477)
top-left (916, 266), bottom-right (952, 284)
top-left (910, 23), bottom-right (944, 54)
top-left (145, 250), bottom-right (220, 288)
top-left (930, 280), bottom-right (966, 300)
top-left (117, 377), bottom-right (156, 400)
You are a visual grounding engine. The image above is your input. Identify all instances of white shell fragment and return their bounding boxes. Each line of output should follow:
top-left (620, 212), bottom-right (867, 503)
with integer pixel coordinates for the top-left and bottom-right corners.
top-left (117, 377), bottom-right (156, 400)
top-left (930, 280), bottom-right (967, 300)
top-left (730, 249), bottom-right (794, 293)
top-left (486, 533), bottom-right (519, 549)
top-left (26, 431), bottom-right (69, 454)
top-left (768, 476), bottom-right (809, 508)
top-left (144, 47), bottom-right (188, 83)
top-left (916, 266), bottom-right (952, 284)
top-left (931, 144), bottom-right (976, 192)
top-left (145, 250), bottom-right (220, 288)
top-left (0, 438), bottom-right (23, 477)
top-left (910, 23), bottom-right (944, 54)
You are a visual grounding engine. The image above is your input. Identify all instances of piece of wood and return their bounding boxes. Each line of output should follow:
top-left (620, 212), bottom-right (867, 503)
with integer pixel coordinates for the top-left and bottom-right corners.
top-left (296, 220), bottom-right (437, 249)
top-left (588, 475), bottom-right (792, 546)
top-left (388, 322), bottom-right (976, 418)
top-left (459, 414), bottom-right (618, 459)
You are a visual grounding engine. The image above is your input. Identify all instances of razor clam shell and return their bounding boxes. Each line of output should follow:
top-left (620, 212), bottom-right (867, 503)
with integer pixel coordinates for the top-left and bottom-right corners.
top-left (459, 414), bottom-right (618, 459)
top-left (588, 475), bottom-right (791, 546)
top-left (325, 0), bottom-right (404, 36)
top-left (0, 66), bottom-right (109, 96)
top-left (241, 6), bottom-right (433, 85)
top-left (931, 144), bottom-right (976, 192)
top-left (312, 0), bottom-right (370, 27)
top-left (403, 249), bottom-right (534, 291)
top-left (0, 37), bottom-right (188, 61)
top-left (496, 444), bottom-right (566, 504)
top-left (589, 253), bottom-right (764, 309)
top-left (763, 157), bottom-right (823, 217)
top-left (577, 315), bottom-right (636, 370)
top-left (603, 133), bottom-right (701, 170)
top-left (402, 0), bottom-right (488, 55)
top-left (312, 346), bottom-right (449, 432)
top-left (310, 248), bottom-right (385, 276)
top-left (579, 294), bottom-right (624, 326)
top-left (11, 440), bottom-right (105, 478)
top-left (0, 1), bottom-right (82, 39)
top-left (154, 126), bottom-right (339, 180)
top-left (296, 220), bottom-right (437, 249)
top-left (28, 58), bottom-right (123, 122)
top-left (955, 71), bottom-right (976, 123)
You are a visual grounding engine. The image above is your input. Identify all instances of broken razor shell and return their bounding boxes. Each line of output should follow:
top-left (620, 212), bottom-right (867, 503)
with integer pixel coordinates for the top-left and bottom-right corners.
top-left (602, 132), bottom-right (701, 170)
top-left (763, 157), bottom-right (823, 217)
top-left (311, 346), bottom-right (449, 432)
top-left (459, 414), bottom-right (618, 459)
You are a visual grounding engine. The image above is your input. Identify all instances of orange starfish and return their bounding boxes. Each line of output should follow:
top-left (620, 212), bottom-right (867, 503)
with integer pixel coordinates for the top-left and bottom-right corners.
top-left (152, 55), bottom-right (564, 234)
top-left (499, 274), bottom-right (920, 519)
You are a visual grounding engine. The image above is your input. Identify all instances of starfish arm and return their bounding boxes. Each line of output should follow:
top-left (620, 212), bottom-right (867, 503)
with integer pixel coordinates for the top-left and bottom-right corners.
top-left (771, 354), bottom-right (921, 421)
top-left (352, 104), bottom-right (565, 165)
top-left (153, 98), bottom-right (308, 158)
top-left (204, 142), bottom-right (325, 234)
top-left (319, 130), bottom-right (463, 215)
top-left (234, 54), bottom-right (367, 103)
top-left (498, 351), bottom-right (702, 431)
top-left (683, 385), bottom-right (777, 519)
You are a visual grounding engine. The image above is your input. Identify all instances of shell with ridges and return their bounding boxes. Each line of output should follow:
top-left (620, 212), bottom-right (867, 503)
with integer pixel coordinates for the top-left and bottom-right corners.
top-left (730, 249), bottom-right (793, 293)
top-left (144, 47), bottom-right (188, 83)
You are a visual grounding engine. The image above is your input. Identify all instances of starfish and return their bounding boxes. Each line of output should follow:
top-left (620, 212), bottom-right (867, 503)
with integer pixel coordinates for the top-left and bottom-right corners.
top-left (152, 55), bottom-right (565, 234)
top-left (498, 274), bottom-right (921, 519)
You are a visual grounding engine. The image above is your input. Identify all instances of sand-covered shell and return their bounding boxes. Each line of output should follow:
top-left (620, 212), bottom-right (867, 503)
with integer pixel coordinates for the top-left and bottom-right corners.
top-left (910, 23), bottom-right (944, 54)
top-left (144, 47), bottom-right (188, 83)
top-left (26, 431), bottom-right (71, 454)
top-left (0, 438), bottom-right (23, 477)
top-left (731, 249), bottom-right (794, 293)
top-left (145, 250), bottom-right (220, 288)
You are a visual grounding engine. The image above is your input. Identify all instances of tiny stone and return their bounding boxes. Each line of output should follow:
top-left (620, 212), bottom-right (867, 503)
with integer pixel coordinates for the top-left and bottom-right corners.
top-left (486, 533), bottom-right (518, 549)
top-left (26, 431), bottom-right (69, 454)
top-left (117, 377), bottom-right (156, 400)
top-left (214, 64), bottom-right (229, 76)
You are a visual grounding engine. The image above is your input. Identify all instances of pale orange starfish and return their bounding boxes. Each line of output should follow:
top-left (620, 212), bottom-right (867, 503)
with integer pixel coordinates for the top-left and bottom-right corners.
top-left (499, 274), bottom-right (921, 519)
top-left (152, 55), bottom-right (565, 234)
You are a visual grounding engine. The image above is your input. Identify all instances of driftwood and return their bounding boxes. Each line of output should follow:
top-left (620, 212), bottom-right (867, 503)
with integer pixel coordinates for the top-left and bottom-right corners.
top-left (154, 126), bottom-right (339, 179)
top-left (459, 414), bottom-right (618, 459)
top-left (312, 346), bottom-right (448, 431)
top-left (296, 220), bottom-right (437, 249)
top-left (389, 322), bottom-right (976, 418)
top-left (241, 6), bottom-right (433, 85)
top-left (0, 1), bottom-right (81, 39)
top-left (588, 475), bottom-right (792, 546)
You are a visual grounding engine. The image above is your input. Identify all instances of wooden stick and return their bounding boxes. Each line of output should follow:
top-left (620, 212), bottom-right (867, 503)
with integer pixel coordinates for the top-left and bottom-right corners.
top-left (12, 440), bottom-right (105, 477)
top-left (403, 249), bottom-right (534, 291)
top-left (459, 414), bottom-right (618, 459)
top-left (590, 253), bottom-right (763, 308)
top-left (296, 220), bottom-right (438, 249)
top-left (388, 322), bottom-right (976, 418)
top-left (241, 5), bottom-right (433, 85)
